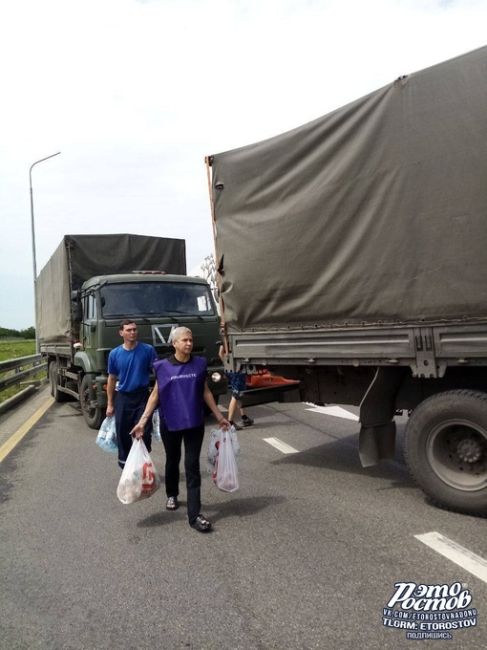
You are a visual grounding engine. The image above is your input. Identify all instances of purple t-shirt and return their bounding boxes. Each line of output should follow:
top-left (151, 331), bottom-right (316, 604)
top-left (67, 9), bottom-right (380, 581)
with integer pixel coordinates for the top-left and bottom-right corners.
top-left (154, 355), bottom-right (207, 431)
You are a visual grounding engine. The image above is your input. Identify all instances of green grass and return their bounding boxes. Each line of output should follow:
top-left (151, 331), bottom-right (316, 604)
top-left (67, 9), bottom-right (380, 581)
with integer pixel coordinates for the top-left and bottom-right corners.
top-left (0, 339), bottom-right (45, 403)
top-left (0, 339), bottom-right (36, 362)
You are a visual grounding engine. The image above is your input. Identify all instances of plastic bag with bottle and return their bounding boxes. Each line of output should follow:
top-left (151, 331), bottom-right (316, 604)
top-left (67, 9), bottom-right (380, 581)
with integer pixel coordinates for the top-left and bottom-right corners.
top-left (96, 416), bottom-right (118, 454)
top-left (152, 410), bottom-right (162, 442)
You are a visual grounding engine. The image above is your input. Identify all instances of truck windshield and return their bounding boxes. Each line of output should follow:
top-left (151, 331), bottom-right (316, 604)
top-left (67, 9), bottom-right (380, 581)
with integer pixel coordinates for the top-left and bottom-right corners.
top-left (100, 282), bottom-right (215, 318)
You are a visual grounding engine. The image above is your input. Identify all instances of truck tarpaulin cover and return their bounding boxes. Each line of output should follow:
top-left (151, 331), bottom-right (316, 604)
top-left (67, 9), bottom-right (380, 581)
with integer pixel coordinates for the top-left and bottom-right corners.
top-left (210, 46), bottom-right (487, 331)
top-left (37, 234), bottom-right (186, 343)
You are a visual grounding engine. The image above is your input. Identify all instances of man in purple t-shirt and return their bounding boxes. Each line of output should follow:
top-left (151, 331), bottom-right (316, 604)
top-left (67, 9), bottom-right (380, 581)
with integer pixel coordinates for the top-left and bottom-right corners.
top-left (132, 327), bottom-right (229, 533)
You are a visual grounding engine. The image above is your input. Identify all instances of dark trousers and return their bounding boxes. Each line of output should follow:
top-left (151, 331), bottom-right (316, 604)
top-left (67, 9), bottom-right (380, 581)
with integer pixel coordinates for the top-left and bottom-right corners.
top-left (161, 425), bottom-right (205, 524)
top-left (115, 388), bottom-right (152, 469)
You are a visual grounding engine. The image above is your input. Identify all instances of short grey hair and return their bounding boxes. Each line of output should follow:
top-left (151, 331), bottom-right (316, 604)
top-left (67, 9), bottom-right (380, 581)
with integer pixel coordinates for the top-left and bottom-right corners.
top-left (171, 326), bottom-right (192, 343)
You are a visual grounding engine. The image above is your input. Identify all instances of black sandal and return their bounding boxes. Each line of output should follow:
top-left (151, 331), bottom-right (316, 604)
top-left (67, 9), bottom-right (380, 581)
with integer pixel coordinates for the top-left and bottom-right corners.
top-left (191, 514), bottom-right (212, 532)
top-left (166, 496), bottom-right (179, 511)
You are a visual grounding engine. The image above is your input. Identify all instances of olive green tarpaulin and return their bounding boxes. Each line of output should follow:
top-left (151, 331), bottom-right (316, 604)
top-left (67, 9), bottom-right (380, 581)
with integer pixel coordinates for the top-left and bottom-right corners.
top-left (37, 234), bottom-right (186, 344)
top-left (209, 46), bottom-right (487, 331)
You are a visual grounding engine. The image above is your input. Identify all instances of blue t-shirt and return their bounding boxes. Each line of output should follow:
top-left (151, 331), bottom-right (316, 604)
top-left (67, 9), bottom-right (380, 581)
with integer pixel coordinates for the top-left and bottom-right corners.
top-left (154, 355), bottom-right (207, 431)
top-left (108, 342), bottom-right (157, 393)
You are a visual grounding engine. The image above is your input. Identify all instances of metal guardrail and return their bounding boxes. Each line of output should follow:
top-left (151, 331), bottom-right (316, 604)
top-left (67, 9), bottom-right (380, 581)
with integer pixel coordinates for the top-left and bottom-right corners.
top-left (0, 354), bottom-right (47, 391)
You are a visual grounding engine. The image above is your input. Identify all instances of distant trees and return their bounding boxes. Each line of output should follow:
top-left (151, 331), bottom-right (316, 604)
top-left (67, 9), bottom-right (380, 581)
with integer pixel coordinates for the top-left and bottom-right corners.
top-left (0, 326), bottom-right (35, 339)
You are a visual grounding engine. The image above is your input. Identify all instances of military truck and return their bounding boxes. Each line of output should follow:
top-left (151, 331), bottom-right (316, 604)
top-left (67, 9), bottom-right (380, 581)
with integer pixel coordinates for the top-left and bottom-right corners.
top-left (206, 46), bottom-right (487, 516)
top-left (37, 234), bottom-right (226, 429)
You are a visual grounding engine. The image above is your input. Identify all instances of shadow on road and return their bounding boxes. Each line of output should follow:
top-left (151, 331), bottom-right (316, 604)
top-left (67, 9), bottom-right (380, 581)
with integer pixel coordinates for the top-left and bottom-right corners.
top-left (270, 430), bottom-right (416, 492)
top-left (136, 495), bottom-right (286, 528)
top-left (207, 495), bottom-right (287, 523)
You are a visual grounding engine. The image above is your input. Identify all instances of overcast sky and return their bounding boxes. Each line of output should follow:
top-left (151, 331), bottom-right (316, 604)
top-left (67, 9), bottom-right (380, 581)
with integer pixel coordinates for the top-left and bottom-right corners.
top-left (1, 0), bottom-right (486, 329)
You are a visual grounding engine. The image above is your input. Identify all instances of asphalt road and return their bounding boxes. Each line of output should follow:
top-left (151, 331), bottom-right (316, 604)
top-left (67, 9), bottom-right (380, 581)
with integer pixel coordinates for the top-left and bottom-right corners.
top-left (0, 391), bottom-right (486, 649)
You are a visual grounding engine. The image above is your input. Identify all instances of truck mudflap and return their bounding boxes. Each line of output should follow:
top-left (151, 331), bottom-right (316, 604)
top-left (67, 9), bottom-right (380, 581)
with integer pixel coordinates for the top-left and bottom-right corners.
top-left (358, 367), bottom-right (407, 467)
top-left (359, 422), bottom-right (396, 468)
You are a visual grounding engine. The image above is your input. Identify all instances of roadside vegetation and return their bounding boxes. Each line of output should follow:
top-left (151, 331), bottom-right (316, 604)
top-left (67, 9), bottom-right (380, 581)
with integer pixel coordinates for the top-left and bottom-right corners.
top-left (0, 338), bottom-right (35, 362)
top-left (0, 330), bottom-right (45, 403)
top-left (0, 326), bottom-right (35, 340)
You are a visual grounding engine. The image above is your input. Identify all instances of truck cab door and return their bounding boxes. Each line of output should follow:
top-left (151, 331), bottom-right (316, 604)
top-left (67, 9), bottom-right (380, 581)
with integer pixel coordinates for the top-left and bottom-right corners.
top-left (82, 292), bottom-right (98, 350)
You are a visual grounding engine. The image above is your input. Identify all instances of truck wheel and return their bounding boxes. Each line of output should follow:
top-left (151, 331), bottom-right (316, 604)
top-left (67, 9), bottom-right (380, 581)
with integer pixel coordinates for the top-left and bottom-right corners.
top-left (49, 361), bottom-right (69, 403)
top-left (404, 390), bottom-right (487, 516)
top-left (80, 375), bottom-right (103, 430)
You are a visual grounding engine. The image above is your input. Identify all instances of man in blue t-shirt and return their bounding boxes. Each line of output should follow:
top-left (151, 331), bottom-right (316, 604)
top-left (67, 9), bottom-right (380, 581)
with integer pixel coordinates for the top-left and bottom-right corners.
top-left (107, 320), bottom-right (157, 469)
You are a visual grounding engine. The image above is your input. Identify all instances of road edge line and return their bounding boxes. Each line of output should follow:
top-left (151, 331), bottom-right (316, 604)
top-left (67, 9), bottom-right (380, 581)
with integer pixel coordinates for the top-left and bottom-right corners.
top-left (0, 396), bottom-right (55, 463)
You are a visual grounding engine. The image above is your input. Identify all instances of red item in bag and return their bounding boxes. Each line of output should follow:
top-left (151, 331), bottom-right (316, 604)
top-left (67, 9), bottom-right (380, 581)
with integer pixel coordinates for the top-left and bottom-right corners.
top-left (117, 439), bottom-right (160, 504)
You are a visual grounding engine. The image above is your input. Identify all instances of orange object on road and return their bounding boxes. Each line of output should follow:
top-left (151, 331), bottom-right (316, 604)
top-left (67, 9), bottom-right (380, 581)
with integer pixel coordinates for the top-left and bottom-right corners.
top-left (246, 371), bottom-right (299, 388)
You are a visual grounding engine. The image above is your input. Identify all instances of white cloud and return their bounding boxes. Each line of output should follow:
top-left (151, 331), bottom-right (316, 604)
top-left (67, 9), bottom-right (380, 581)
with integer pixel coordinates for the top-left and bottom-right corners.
top-left (0, 0), bottom-right (486, 328)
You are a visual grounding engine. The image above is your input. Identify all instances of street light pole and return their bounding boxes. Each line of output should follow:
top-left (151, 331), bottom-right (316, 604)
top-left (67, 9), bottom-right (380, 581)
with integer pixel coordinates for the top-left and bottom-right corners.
top-left (29, 151), bottom-right (61, 352)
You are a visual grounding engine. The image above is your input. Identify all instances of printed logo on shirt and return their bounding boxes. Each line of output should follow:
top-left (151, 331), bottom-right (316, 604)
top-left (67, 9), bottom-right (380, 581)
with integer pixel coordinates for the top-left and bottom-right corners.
top-left (170, 373), bottom-right (197, 381)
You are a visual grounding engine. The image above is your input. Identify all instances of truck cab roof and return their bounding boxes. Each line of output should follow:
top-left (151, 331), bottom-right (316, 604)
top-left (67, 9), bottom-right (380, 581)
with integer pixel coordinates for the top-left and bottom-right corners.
top-left (81, 273), bottom-right (209, 291)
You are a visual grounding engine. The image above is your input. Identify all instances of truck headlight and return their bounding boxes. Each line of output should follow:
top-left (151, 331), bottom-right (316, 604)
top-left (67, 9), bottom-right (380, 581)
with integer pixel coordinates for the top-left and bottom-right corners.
top-left (211, 371), bottom-right (223, 383)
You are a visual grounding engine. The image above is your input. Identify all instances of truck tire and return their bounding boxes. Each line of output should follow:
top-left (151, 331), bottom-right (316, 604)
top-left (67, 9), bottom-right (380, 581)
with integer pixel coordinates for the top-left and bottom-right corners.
top-left (49, 361), bottom-right (70, 403)
top-left (80, 375), bottom-right (104, 430)
top-left (404, 390), bottom-right (487, 516)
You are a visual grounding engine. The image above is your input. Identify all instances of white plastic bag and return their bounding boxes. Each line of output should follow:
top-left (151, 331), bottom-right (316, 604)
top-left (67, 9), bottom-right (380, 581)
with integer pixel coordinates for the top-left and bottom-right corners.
top-left (208, 425), bottom-right (239, 468)
top-left (152, 410), bottom-right (162, 442)
top-left (229, 426), bottom-right (240, 456)
top-left (96, 416), bottom-right (118, 454)
top-left (207, 427), bottom-right (221, 468)
top-left (116, 439), bottom-right (160, 504)
top-left (215, 429), bottom-right (239, 493)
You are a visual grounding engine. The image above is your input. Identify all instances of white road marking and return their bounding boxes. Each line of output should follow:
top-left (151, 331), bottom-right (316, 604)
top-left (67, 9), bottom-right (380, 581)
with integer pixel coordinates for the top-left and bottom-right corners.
top-left (305, 405), bottom-right (359, 421)
top-left (415, 532), bottom-right (487, 584)
top-left (263, 437), bottom-right (299, 454)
